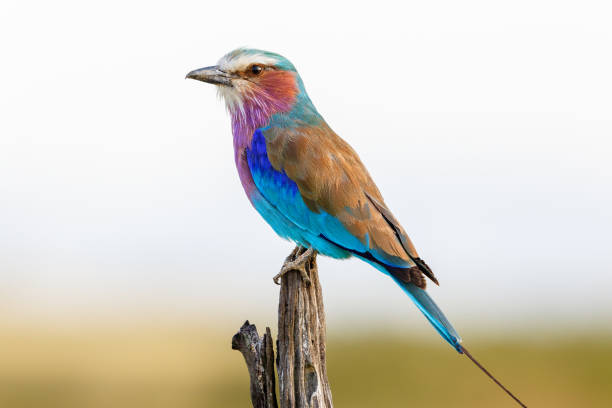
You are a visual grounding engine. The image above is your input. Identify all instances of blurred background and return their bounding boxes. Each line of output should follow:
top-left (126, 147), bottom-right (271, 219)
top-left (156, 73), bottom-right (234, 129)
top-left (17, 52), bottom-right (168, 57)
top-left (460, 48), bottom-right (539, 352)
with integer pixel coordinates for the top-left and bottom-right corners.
top-left (1, 0), bottom-right (611, 406)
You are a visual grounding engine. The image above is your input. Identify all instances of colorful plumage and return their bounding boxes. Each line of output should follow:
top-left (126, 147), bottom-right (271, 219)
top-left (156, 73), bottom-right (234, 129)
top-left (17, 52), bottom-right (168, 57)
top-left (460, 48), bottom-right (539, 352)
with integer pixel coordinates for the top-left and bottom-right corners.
top-left (187, 48), bottom-right (526, 407)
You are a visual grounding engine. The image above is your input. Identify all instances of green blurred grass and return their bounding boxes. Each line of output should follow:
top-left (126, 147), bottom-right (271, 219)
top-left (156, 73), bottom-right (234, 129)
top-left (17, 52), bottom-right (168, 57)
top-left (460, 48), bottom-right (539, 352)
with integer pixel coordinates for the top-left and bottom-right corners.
top-left (0, 324), bottom-right (610, 407)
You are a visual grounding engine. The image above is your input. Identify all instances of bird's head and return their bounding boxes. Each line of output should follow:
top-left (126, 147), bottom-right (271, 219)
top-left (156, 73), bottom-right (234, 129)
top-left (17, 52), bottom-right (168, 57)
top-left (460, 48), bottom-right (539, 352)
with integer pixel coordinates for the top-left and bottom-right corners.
top-left (187, 48), bottom-right (303, 121)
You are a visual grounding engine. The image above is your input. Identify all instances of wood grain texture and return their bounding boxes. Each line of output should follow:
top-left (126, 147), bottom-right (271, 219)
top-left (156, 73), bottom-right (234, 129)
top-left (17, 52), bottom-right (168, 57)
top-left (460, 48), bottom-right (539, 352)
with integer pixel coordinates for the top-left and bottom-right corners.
top-left (277, 248), bottom-right (333, 408)
top-left (232, 322), bottom-right (278, 408)
top-left (232, 247), bottom-right (333, 408)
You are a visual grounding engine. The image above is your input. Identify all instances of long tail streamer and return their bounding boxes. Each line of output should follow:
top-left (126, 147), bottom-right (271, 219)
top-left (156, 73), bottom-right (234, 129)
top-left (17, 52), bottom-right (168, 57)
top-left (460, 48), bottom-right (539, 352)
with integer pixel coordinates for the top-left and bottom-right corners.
top-left (460, 345), bottom-right (527, 407)
top-left (392, 278), bottom-right (527, 407)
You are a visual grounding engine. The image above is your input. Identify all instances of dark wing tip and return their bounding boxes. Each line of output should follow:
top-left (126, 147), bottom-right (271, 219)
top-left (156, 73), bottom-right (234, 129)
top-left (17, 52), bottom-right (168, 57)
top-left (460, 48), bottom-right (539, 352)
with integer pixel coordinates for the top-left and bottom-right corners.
top-left (389, 266), bottom-right (428, 289)
top-left (413, 257), bottom-right (439, 285)
top-left (363, 192), bottom-right (440, 286)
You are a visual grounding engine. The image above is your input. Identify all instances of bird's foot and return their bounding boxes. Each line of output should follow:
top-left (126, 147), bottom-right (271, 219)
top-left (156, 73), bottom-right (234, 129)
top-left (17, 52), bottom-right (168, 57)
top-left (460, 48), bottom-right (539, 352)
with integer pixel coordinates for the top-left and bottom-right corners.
top-left (273, 246), bottom-right (317, 285)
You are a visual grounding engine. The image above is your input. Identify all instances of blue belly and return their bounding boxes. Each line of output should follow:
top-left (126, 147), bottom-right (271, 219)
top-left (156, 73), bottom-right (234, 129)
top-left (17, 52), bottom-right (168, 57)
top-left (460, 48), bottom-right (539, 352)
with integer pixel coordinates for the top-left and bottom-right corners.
top-left (246, 128), bottom-right (353, 258)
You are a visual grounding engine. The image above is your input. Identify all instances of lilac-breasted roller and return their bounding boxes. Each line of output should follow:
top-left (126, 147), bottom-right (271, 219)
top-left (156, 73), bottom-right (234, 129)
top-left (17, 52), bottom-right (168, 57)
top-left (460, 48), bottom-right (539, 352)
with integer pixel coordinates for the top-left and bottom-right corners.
top-left (188, 48), bottom-right (526, 407)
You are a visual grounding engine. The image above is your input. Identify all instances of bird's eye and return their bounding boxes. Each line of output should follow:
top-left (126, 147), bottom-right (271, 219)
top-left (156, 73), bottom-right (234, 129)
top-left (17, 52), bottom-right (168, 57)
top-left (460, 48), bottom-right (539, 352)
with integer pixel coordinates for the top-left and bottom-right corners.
top-left (250, 65), bottom-right (263, 75)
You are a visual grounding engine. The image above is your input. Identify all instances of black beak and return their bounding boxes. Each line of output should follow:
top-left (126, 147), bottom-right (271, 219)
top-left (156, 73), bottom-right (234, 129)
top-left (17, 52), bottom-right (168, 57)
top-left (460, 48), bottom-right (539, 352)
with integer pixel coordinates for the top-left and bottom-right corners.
top-left (186, 66), bottom-right (233, 86)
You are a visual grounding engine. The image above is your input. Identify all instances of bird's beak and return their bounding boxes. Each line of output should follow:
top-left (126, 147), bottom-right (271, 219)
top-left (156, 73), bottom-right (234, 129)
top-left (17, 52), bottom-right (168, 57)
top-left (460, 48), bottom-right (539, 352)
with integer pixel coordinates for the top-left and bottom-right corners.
top-left (186, 66), bottom-right (233, 86)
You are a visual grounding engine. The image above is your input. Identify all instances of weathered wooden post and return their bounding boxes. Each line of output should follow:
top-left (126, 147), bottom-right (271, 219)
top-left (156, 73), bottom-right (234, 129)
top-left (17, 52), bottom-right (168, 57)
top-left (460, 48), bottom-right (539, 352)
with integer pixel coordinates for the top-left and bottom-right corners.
top-left (232, 323), bottom-right (278, 408)
top-left (232, 248), bottom-right (333, 408)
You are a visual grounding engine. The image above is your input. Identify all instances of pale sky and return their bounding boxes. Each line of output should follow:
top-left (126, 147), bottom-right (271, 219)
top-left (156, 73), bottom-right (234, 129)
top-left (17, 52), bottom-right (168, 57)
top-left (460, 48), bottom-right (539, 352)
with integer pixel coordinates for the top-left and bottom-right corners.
top-left (1, 0), bottom-right (611, 333)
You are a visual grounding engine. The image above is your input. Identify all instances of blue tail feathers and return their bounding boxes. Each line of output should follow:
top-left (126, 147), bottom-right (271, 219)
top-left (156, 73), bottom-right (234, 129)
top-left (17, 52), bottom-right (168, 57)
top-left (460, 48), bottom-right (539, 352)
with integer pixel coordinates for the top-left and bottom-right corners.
top-left (391, 276), bottom-right (463, 352)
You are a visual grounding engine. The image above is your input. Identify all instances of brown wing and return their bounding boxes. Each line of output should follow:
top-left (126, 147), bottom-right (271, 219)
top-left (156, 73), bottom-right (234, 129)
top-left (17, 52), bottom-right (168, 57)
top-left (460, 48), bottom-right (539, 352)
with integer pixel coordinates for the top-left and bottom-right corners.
top-left (263, 122), bottom-right (438, 286)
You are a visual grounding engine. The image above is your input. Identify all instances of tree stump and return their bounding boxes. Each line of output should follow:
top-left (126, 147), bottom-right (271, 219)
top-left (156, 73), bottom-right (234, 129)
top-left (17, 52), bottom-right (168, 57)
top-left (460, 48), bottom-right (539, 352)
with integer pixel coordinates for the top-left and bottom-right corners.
top-left (232, 322), bottom-right (278, 408)
top-left (232, 249), bottom-right (333, 408)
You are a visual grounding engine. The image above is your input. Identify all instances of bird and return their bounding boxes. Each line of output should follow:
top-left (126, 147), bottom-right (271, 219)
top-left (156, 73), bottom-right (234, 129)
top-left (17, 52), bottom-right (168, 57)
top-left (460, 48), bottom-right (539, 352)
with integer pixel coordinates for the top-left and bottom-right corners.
top-left (187, 47), bottom-right (526, 407)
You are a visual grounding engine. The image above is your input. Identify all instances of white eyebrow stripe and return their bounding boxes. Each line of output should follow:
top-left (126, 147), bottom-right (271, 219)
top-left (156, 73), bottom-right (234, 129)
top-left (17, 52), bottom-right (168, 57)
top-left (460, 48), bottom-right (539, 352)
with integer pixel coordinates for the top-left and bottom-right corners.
top-left (218, 53), bottom-right (278, 73)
